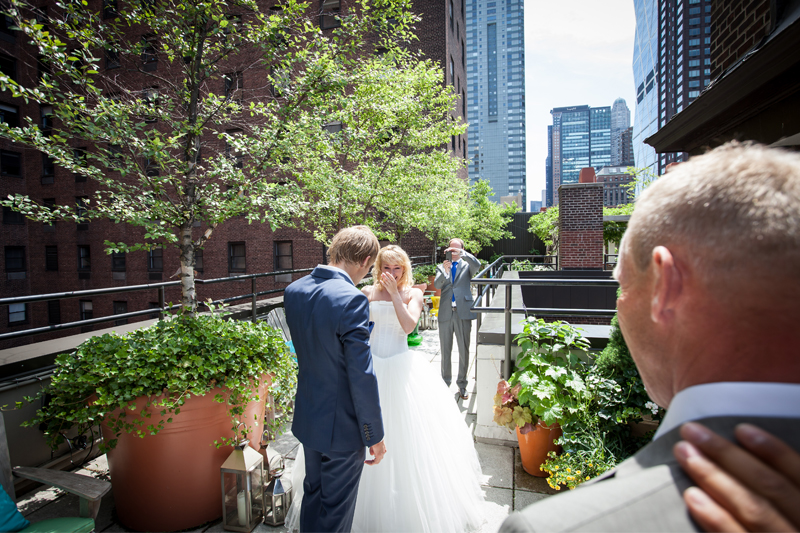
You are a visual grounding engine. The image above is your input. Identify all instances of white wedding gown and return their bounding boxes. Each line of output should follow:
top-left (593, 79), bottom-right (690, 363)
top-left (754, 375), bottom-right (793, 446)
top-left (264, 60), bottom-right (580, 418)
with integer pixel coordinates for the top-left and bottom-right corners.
top-left (286, 301), bottom-right (486, 533)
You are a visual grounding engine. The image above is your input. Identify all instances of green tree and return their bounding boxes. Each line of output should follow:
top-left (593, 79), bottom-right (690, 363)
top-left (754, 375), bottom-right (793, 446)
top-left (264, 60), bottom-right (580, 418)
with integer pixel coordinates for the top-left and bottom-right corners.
top-left (462, 179), bottom-right (517, 253)
top-left (0, 0), bottom-right (426, 312)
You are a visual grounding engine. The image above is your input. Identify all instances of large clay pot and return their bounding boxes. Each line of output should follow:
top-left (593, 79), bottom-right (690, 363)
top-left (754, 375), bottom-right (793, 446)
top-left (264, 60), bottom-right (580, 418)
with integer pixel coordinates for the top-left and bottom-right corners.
top-left (516, 420), bottom-right (562, 477)
top-left (102, 377), bottom-right (270, 532)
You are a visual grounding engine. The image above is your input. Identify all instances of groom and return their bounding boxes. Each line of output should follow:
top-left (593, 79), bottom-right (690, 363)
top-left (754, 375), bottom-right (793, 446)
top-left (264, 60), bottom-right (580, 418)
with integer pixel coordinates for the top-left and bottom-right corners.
top-left (434, 238), bottom-right (481, 400)
top-left (284, 225), bottom-right (386, 533)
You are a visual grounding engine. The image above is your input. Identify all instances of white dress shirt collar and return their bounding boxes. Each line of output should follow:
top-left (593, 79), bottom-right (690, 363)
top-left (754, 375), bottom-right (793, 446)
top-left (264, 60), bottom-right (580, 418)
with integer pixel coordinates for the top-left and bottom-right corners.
top-left (654, 382), bottom-right (800, 439)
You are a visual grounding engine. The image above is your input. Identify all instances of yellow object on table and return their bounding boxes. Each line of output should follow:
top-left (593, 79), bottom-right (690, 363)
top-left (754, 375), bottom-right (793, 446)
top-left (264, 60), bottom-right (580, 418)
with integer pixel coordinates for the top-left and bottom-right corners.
top-left (431, 296), bottom-right (440, 316)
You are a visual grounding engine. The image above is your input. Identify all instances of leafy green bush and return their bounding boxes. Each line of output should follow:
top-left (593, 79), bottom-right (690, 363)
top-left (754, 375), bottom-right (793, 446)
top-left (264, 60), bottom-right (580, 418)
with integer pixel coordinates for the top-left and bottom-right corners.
top-left (25, 307), bottom-right (296, 451)
top-left (507, 259), bottom-right (555, 272)
top-left (413, 264), bottom-right (437, 278)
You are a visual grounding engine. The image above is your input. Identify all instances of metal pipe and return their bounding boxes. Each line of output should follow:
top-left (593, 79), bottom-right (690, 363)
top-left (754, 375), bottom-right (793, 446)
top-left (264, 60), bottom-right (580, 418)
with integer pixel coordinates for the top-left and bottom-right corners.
top-left (503, 284), bottom-right (512, 380)
top-left (158, 286), bottom-right (165, 320)
top-left (251, 277), bottom-right (257, 323)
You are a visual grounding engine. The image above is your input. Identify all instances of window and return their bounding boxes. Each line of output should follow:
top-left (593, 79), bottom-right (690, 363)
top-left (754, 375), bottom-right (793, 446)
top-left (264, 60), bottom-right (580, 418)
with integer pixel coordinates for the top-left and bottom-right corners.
top-left (78, 245), bottom-right (91, 270)
top-left (225, 129), bottom-right (244, 168)
top-left (0, 103), bottom-right (19, 127)
top-left (0, 150), bottom-right (21, 177)
top-left (224, 71), bottom-right (243, 102)
top-left (113, 301), bottom-right (128, 326)
top-left (5, 246), bottom-right (26, 280)
top-left (112, 250), bottom-right (126, 271)
top-left (148, 247), bottom-right (163, 271)
top-left (73, 147), bottom-right (88, 182)
top-left (322, 121), bottom-right (342, 134)
top-left (106, 48), bottom-right (120, 69)
top-left (42, 153), bottom-right (55, 184)
top-left (194, 248), bottom-right (203, 272)
top-left (450, 57), bottom-right (454, 85)
top-left (0, 10), bottom-right (16, 42)
top-left (319, 0), bottom-right (340, 29)
top-left (141, 35), bottom-right (158, 71)
top-left (275, 241), bottom-right (292, 282)
top-left (40, 104), bottom-right (54, 134)
top-left (228, 242), bottom-right (246, 272)
top-left (43, 198), bottom-right (55, 231)
top-left (3, 206), bottom-right (24, 225)
top-left (80, 300), bottom-right (93, 321)
top-left (142, 87), bottom-right (158, 122)
top-left (103, 0), bottom-right (117, 18)
top-left (8, 303), bottom-right (26, 325)
top-left (45, 245), bottom-right (58, 271)
top-left (48, 300), bottom-right (61, 324)
top-left (76, 196), bottom-right (89, 230)
top-left (0, 53), bottom-right (16, 81)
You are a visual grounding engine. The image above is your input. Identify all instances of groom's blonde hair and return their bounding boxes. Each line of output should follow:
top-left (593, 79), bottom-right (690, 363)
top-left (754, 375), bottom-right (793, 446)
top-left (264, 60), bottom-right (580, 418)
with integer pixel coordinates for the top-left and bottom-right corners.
top-left (327, 225), bottom-right (380, 266)
top-left (373, 245), bottom-right (413, 290)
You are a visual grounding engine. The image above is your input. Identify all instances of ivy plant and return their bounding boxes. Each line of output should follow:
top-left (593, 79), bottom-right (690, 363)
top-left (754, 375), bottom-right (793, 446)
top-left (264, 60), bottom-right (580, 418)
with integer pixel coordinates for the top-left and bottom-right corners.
top-left (24, 306), bottom-right (296, 451)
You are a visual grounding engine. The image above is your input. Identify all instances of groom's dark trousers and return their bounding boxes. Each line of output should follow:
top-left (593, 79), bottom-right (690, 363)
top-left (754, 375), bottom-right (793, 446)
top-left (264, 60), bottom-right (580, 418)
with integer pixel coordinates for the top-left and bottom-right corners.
top-left (285, 266), bottom-right (384, 533)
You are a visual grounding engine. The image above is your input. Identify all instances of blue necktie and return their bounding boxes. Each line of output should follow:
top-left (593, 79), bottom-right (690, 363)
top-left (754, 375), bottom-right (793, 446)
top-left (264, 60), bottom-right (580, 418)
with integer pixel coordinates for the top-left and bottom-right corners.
top-left (451, 261), bottom-right (458, 303)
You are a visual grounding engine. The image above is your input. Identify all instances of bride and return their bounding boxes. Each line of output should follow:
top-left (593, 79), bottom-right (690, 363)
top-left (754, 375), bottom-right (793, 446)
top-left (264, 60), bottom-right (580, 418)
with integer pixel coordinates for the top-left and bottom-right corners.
top-left (287, 245), bottom-right (486, 532)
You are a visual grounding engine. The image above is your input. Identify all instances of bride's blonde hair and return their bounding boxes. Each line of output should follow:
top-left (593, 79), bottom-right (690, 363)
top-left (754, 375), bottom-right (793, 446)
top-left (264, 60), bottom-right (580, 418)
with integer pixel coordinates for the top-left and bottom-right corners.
top-left (373, 245), bottom-right (413, 290)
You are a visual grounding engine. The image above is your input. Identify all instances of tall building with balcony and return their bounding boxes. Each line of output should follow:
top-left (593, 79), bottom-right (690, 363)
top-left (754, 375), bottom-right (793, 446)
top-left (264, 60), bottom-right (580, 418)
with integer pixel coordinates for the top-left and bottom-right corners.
top-left (633, 0), bottom-right (714, 180)
top-left (610, 98), bottom-right (632, 166)
top-left (547, 105), bottom-right (611, 205)
top-left (465, 0), bottom-right (526, 205)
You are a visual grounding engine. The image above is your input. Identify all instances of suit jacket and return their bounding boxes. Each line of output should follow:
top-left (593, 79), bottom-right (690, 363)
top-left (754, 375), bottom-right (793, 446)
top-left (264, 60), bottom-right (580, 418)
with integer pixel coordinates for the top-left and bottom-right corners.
top-left (500, 416), bottom-right (800, 532)
top-left (285, 266), bottom-right (384, 455)
top-left (434, 250), bottom-right (481, 321)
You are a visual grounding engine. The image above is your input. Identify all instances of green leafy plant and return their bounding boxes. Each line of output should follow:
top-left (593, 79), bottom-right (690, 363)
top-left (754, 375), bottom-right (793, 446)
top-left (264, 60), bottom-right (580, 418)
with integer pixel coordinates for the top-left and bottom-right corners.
top-left (507, 259), bottom-right (555, 272)
top-left (413, 264), bottom-right (438, 279)
top-left (24, 305), bottom-right (296, 451)
top-left (501, 318), bottom-right (592, 428)
top-left (412, 269), bottom-right (429, 285)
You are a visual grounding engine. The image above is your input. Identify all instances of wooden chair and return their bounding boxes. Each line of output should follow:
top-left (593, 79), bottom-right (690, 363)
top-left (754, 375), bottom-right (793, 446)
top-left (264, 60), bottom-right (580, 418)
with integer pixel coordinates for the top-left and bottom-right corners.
top-left (1, 413), bottom-right (111, 533)
top-left (263, 306), bottom-right (292, 344)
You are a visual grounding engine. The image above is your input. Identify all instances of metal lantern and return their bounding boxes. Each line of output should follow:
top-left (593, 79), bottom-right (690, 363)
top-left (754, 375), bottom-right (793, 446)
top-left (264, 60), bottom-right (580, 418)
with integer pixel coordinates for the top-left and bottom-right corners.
top-left (221, 438), bottom-right (265, 532)
top-left (263, 456), bottom-right (293, 526)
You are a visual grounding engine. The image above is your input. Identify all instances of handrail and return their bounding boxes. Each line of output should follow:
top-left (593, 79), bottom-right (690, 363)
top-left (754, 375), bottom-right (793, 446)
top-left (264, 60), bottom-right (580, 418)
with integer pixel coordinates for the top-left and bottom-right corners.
top-left (470, 257), bottom-right (619, 380)
top-left (0, 267), bottom-right (316, 342)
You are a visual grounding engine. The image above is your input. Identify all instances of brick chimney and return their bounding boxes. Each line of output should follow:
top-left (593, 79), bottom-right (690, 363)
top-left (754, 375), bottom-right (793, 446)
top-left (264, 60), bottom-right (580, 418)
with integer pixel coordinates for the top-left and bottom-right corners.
top-left (558, 181), bottom-right (604, 270)
top-left (578, 167), bottom-right (596, 183)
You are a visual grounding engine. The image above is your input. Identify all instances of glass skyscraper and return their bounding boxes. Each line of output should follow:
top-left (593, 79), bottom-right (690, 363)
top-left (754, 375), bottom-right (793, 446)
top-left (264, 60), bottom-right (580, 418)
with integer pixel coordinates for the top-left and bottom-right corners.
top-left (633, 0), bottom-right (715, 182)
top-left (547, 105), bottom-right (611, 205)
top-left (465, 0), bottom-right (526, 205)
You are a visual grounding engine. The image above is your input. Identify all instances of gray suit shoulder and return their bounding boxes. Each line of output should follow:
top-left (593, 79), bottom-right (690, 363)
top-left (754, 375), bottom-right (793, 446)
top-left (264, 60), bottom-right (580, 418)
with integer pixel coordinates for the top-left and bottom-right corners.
top-left (500, 463), bottom-right (697, 532)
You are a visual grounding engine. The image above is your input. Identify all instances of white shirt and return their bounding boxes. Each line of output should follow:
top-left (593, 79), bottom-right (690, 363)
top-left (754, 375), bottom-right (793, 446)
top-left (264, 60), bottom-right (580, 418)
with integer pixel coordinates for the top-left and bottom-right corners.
top-left (654, 382), bottom-right (800, 439)
top-left (317, 264), bottom-right (353, 284)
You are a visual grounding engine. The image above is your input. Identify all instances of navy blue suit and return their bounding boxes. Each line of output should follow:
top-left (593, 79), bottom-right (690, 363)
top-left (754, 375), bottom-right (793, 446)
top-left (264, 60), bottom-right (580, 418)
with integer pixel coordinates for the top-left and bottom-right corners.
top-left (285, 266), bottom-right (384, 532)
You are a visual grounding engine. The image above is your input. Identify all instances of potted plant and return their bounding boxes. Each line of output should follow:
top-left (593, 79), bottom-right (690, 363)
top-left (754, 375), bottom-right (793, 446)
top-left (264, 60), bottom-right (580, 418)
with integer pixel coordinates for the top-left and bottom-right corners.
top-left (411, 267), bottom-right (429, 292)
top-left (25, 306), bottom-right (296, 532)
top-left (413, 264), bottom-right (439, 295)
top-left (493, 318), bottom-right (591, 476)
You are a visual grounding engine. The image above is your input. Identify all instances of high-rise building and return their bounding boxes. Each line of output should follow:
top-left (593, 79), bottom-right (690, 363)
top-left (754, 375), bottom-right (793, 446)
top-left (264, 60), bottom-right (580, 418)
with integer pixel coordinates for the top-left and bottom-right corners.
top-left (610, 98), bottom-right (631, 166)
top-left (547, 105), bottom-right (611, 204)
top-left (465, 0), bottom-right (526, 205)
top-left (619, 126), bottom-right (635, 167)
top-left (545, 125), bottom-right (553, 206)
top-left (633, 0), bottom-right (714, 179)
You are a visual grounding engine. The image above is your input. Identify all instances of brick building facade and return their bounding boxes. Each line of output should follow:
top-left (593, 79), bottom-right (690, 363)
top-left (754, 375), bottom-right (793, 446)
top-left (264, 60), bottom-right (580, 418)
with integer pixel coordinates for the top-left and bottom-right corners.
top-left (557, 183), bottom-right (604, 271)
top-left (1, 0), bottom-right (463, 350)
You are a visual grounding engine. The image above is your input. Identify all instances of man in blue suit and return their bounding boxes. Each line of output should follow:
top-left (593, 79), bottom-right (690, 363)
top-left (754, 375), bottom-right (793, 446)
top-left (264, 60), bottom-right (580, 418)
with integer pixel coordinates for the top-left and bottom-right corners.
top-left (284, 225), bottom-right (386, 533)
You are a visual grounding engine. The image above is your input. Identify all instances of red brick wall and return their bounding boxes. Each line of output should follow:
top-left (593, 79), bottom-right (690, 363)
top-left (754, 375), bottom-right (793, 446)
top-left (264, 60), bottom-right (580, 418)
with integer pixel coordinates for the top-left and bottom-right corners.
top-left (557, 183), bottom-right (604, 270)
top-left (711, 0), bottom-right (773, 79)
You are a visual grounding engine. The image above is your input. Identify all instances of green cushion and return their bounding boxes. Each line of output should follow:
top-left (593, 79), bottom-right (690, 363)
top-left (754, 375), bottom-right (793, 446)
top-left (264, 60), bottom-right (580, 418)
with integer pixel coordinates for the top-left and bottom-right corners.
top-left (21, 517), bottom-right (95, 533)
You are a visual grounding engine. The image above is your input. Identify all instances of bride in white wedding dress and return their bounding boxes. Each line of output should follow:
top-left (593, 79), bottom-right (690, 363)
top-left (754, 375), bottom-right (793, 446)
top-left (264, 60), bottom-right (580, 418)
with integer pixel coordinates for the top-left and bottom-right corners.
top-left (286, 245), bottom-right (486, 533)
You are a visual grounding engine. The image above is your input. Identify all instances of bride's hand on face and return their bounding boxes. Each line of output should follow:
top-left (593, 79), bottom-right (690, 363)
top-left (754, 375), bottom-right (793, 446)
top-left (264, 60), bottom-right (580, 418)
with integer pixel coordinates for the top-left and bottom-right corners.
top-left (380, 272), bottom-right (400, 298)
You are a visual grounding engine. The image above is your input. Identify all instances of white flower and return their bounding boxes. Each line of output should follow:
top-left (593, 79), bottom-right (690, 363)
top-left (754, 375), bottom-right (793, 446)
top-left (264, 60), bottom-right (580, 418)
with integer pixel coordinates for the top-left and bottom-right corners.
top-left (645, 401), bottom-right (659, 415)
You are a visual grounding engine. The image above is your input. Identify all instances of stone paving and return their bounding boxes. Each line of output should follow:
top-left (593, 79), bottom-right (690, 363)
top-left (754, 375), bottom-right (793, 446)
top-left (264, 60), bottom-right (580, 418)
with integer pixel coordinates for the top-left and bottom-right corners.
top-left (16, 324), bottom-right (558, 532)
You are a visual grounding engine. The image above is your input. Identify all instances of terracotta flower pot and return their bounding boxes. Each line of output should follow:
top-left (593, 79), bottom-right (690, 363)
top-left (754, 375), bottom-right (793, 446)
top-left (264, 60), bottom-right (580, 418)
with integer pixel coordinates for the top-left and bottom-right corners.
top-left (516, 420), bottom-right (562, 477)
top-left (412, 283), bottom-right (427, 292)
top-left (102, 377), bottom-right (270, 532)
top-left (428, 275), bottom-right (441, 297)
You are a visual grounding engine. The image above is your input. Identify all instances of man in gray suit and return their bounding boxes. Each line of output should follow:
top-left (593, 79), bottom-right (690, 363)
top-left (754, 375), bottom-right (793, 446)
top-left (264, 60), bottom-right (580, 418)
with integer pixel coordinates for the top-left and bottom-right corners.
top-left (500, 142), bottom-right (800, 532)
top-left (435, 238), bottom-right (481, 400)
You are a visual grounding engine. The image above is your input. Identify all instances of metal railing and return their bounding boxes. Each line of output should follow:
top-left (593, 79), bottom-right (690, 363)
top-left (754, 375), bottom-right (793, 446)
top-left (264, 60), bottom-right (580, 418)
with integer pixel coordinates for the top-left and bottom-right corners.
top-left (604, 254), bottom-right (619, 270)
top-left (0, 267), bottom-right (315, 343)
top-left (471, 256), bottom-right (619, 380)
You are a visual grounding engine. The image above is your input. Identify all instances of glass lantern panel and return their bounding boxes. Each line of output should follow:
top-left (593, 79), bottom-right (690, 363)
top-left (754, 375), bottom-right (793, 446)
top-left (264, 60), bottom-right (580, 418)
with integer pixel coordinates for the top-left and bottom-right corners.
top-left (249, 469), bottom-right (264, 521)
top-left (223, 471), bottom-right (250, 529)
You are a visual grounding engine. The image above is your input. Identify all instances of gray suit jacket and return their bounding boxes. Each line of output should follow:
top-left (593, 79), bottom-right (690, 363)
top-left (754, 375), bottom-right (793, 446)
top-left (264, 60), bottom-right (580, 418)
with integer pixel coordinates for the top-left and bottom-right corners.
top-left (434, 250), bottom-right (481, 321)
top-left (500, 416), bottom-right (800, 532)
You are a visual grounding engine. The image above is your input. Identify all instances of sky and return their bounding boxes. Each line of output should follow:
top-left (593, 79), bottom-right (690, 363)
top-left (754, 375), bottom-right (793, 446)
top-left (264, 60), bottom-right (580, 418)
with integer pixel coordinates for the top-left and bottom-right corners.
top-left (524, 1), bottom-right (637, 206)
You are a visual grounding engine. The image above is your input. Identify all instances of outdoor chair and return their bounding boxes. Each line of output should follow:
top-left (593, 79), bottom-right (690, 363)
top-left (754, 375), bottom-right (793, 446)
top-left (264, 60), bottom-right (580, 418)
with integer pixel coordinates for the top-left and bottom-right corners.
top-left (263, 306), bottom-right (295, 355)
top-left (1, 413), bottom-right (111, 533)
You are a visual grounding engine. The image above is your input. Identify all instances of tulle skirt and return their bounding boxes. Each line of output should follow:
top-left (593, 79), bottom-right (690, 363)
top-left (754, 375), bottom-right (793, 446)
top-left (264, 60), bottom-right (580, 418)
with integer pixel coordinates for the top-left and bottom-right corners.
top-left (287, 348), bottom-right (486, 532)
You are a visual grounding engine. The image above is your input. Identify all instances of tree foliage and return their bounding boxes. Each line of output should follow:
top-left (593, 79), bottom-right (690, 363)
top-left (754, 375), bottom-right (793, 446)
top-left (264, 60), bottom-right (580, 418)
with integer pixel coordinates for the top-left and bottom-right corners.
top-left (461, 179), bottom-right (517, 253)
top-left (0, 0), bottom-right (468, 310)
